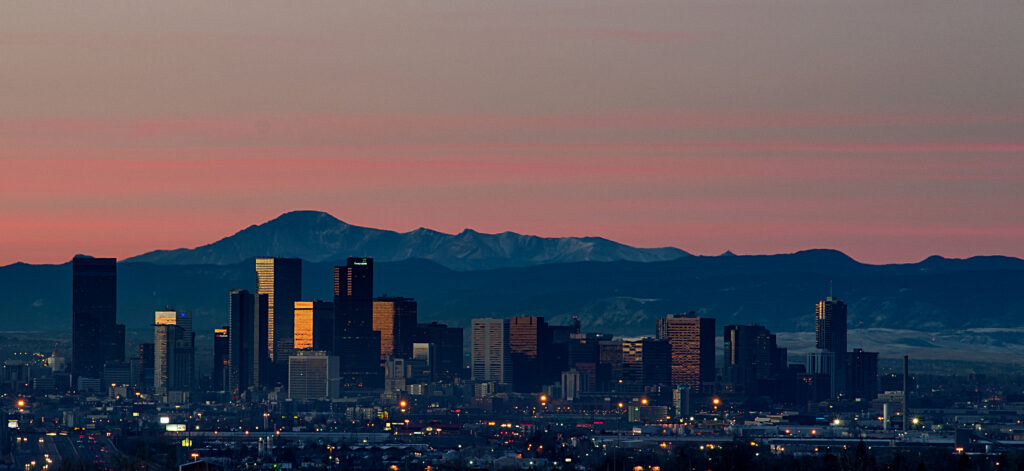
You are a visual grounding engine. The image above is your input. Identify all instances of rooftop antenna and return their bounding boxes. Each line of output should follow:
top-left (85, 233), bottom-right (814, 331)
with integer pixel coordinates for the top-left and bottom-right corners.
top-left (829, 280), bottom-right (833, 298)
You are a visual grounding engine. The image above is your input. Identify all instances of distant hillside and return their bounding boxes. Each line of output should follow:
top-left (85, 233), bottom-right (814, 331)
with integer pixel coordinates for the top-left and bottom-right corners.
top-left (124, 210), bottom-right (689, 270)
top-left (3, 250), bottom-right (1024, 341)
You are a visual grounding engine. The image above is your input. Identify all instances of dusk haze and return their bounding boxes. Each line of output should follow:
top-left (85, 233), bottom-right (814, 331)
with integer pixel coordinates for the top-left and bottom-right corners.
top-left (2, 0), bottom-right (1023, 265)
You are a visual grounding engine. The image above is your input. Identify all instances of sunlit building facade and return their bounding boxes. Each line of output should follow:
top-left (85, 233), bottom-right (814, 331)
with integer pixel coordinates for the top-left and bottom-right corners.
top-left (255, 257), bottom-right (302, 364)
top-left (372, 297), bottom-right (418, 360)
top-left (294, 300), bottom-right (334, 352)
top-left (657, 313), bottom-right (715, 389)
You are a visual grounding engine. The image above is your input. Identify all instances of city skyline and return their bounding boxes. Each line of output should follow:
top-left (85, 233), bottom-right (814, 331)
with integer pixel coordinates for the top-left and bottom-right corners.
top-left (2, 0), bottom-right (1023, 266)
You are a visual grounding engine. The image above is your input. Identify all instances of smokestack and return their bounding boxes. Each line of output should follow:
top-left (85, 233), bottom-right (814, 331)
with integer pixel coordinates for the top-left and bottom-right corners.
top-left (903, 355), bottom-right (909, 431)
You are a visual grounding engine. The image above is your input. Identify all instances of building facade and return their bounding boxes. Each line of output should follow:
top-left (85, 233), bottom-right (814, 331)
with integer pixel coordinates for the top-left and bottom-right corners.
top-left (471, 318), bottom-right (511, 384)
top-left (71, 257), bottom-right (125, 385)
top-left (255, 257), bottom-right (302, 364)
top-left (656, 313), bottom-right (715, 389)
top-left (373, 297), bottom-right (418, 360)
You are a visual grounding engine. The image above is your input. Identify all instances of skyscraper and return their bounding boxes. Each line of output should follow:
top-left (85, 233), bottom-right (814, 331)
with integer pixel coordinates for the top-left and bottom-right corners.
top-left (415, 322), bottom-right (464, 381)
top-left (153, 310), bottom-right (194, 399)
top-left (471, 318), bottom-right (511, 384)
top-left (333, 257), bottom-right (382, 389)
top-left (621, 338), bottom-right (671, 388)
top-left (847, 348), bottom-right (879, 400)
top-left (723, 324), bottom-right (780, 394)
top-left (815, 297), bottom-right (848, 354)
top-left (71, 256), bottom-right (124, 385)
top-left (372, 297), bottom-right (418, 360)
top-left (815, 296), bottom-right (848, 396)
top-left (656, 313), bottom-right (715, 389)
top-left (228, 289), bottom-right (269, 394)
top-left (509, 316), bottom-right (551, 392)
top-left (294, 300), bottom-right (334, 352)
top-left (212, 327), bottom-right (229, 392)
top-left (255, 257), bottom-right (302, 364)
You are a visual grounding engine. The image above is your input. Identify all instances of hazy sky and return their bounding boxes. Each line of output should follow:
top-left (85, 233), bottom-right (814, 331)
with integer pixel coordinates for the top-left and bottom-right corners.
top-left (2, 0), bottom-right (1022, 265)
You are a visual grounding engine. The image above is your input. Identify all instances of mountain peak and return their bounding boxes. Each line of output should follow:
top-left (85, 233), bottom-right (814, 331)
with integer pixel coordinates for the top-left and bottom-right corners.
top-left (266, 210), bottom-right (347, 226)
top-left (125, 210), bottom-right (690, 269)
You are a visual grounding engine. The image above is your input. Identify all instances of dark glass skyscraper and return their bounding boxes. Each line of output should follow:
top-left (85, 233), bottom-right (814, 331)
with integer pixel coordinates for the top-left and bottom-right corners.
top-left (255, 257), bottom-right (302, 364)
top-left (333, 257), bottom-right (381, 389)
top-left (509, 316), bottom-right (552, 392)
top-left (71, 256), bottom-right (124, 384)
top-left (723, 324), bottom-right (781, 394)
top-left (228, 289), bottom-right (269, 394)
top-left (415, 322), bottom-right (464, 381)
top-left (212, 326), bottom-right (229, 392)
top-left (815, 297), bottom-right (848, 354)
top-left (815, 296), bottom-right (848, 396)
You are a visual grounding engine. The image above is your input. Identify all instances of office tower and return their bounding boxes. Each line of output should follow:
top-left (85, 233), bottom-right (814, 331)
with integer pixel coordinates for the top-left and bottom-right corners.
top-left (723, 324), bottom-right (779, 394)
top-left (228, 289), bottom-right (269, 394)
top-left (509, 316), bottom-right (551, 392)
top-left (847, 348), bottom-right (879, 400)
top-left (212, 327), bottom-right (229, 391)
top-left (333, 257), bottom-right (382, 389)
top-left (815, 296), bottom-right (848, 396)
top-left (137, 343), bottom-right (154, 393)
top-left (815, 297), bottom-right (848, 353)
top-left (657, 313), bottom-right (715, 389)
top-left (415, 322), bottom-right (464, 381)
top-left (288, 351), bottom-right (339, 402)
top-left (620, 338), bottom-right (671, 388)
top-left (598, 340), bottom-right (624, 390)
top-left (255, 257), bottom-right (302, 364)
top-left (153, 310), bottom-right (195, 399)
top-left (71, 257), bottom-right (124, 384)
top-left (294, 301), bottom-right (334, 352)
top-left (471, 318), bottom-right (511, 384)
top-left (373, 297), bottom-right (418, 360)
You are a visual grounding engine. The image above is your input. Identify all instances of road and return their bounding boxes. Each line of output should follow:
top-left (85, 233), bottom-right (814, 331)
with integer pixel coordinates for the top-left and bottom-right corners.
top-left (9, 432), bottom-right (121, 470)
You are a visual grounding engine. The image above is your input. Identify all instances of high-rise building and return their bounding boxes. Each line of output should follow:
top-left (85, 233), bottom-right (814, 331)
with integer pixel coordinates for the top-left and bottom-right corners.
top-left (228, 289), bottom-right (269, 394)
top-left (599, 340), bottom-right (624, 390)
top-left (137, 343), bottom-right (154, 393)
top-left (471, 318), bottom-right (511, 384)
top-left (71, 257), bottom-right (124, 384)
top-left (288, 351), bottom-right (339, 402)
top-left (294, 301), bottom-right (334, 352)
top-left (657, 313), bottom-right (715, 389)
top-left (415, 322), bottom-right (464, 381)
top-left (333, 257), bottom-right (381, 389)
top-left (153, 310), bottom-right (195, 398)
top-left (847, 348), bottom-right (879, 400)
top-left (255, 257), bottom-right (302, 364)
top-left (815, 296), bottom-right (848, 396)
top-left (815, 297), bottom-right (847, 354)
top-left (621, 338), bottom-right (671, 387)
top-left (509, 316), bottom-right (552, 392)
top-left (212, 327), bottom-right (229, 392)
top-left (723, 324), bottom-right (779, 394)
top-left (373, 297), bottom-right (418, 360)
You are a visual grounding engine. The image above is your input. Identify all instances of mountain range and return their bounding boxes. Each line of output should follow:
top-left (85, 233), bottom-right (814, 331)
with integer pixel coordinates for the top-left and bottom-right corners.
top-left (3, 211), bottom-right (1024, 361)
top-left (125, 210), bottom-right (689, 270)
